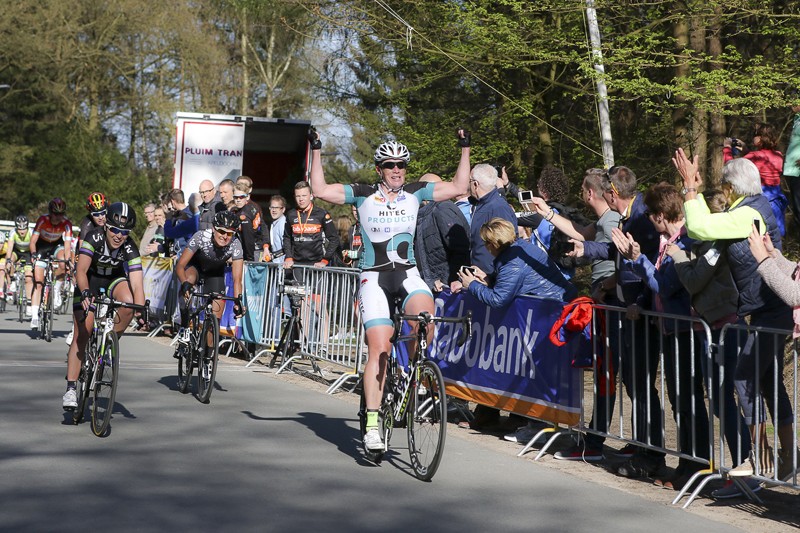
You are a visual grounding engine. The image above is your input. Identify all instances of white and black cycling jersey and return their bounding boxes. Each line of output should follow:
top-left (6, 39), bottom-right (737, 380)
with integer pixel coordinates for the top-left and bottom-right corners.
top-left (79, 227), bottom-right (142, 278)
top-left (185, 229), bottom-right (243, 275)
top-left (343, 182), bottom-right (435, 272)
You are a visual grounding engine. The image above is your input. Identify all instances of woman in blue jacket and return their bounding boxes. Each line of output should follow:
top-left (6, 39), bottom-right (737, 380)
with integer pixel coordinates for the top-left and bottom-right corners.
top-left (458, 217), bottom-right (576, 308)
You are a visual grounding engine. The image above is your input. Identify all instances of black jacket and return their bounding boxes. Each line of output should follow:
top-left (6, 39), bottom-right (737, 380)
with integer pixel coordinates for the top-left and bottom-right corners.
top-left (414, 201), bottom-right (471, 290)
top-left (284, 204), bottom-right (339, 265)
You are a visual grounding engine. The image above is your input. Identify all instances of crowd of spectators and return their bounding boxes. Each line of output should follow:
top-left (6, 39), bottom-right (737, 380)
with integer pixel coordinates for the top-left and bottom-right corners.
top-left (139, 112), bottom-right (800, 498)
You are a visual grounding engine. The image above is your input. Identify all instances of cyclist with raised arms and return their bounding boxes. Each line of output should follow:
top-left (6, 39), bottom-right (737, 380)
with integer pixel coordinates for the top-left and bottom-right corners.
top-left (30, 198), bottom-right (73, 330)
top-left (175, 210), bottom-right (246, 345)
top-left (4, 215), bottom-right (34, 316)
top-left (308, 127), bottom-right (471, 452)
top-left (63, 202), bottom-right (145, 410)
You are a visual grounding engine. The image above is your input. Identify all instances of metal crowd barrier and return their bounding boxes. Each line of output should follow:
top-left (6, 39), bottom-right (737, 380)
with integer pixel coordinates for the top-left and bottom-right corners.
top-left (242, 263), bottom-right (366, 394)
top-left (561, 303), bottom-right (799, 508)
top-left (702, 322), bottom-right (798, 502)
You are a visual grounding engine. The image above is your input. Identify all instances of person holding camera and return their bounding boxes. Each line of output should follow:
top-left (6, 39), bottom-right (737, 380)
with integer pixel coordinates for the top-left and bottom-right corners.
top-left (458, 217), bottom-right (575, 308)
top-left (724, 123), bottom-right (788, 235)
top-left (307, 127), bottom-right (471, 453)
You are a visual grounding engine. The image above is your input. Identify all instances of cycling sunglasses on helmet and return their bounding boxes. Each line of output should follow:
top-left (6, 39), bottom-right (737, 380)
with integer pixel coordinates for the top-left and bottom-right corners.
top-left (380, 161), bottom-right (407, 170)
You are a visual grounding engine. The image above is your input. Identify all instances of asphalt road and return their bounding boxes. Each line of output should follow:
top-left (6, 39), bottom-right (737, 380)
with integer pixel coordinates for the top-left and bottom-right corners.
top-left (0, 311), bottom-right (741, 533)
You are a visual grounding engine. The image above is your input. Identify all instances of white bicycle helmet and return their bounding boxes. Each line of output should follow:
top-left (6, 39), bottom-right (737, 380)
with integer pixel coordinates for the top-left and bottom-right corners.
top-left (373, 141), bottom-right (410, 163)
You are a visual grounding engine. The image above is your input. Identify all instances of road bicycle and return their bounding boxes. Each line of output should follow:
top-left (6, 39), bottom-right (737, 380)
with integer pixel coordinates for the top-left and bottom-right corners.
top-left (36, 257), bottom-right (68, 342)
top-left (359, 309), bottom-right (471, 481)
top-left (174, 290), bottom-right (241, 403)
top-left (56, 264), bottom-right (75, 315)
top-left (72, 293), bottom-right (149, 436)
top-left (12, 261), bottom-right (29, 323)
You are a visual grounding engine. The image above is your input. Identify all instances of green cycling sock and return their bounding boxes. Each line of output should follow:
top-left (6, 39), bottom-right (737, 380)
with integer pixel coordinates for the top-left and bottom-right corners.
top-left (366, 410), bottom-right (379, 430)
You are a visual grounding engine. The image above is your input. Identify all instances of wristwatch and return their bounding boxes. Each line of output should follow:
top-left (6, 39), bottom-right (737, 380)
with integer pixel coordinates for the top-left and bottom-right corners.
top-left (681, 187), bottom-right (697, 195)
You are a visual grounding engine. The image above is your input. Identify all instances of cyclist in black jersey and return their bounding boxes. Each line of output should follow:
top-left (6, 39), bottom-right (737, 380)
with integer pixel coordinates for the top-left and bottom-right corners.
top-left (63, 202), bottom-right (145, 410)
top-left (308, 127), bottom-right (472, 452)
top-left (175, 210), bottom-right (246, 343)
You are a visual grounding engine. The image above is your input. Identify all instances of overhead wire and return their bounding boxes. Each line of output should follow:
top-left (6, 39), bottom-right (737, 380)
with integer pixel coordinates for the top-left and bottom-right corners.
top-left (371, 0), bottom-right (604, 159)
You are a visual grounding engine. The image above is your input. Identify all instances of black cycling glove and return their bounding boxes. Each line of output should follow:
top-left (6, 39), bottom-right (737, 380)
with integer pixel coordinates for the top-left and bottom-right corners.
top-left (308, 127), bottom-right (322, 150)
top-left (457, 129), bottom-right (471, 148)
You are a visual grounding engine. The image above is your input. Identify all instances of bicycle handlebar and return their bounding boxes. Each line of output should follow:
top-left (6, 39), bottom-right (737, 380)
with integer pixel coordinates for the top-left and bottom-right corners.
top-left (390, 310), bottom-right (472, 347)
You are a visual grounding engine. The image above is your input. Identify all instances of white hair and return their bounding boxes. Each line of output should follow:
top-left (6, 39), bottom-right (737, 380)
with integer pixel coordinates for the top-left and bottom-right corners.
top-left (471, 163), bottom-right (498, 190)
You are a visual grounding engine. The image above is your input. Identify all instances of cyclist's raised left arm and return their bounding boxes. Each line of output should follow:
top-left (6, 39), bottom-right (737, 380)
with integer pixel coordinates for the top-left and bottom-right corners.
top-left (432, 129), bottom-right (470, 202)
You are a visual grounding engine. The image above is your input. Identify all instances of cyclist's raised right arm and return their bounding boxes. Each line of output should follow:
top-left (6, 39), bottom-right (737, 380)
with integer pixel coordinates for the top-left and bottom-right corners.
top-left (308, 131), bottom-right (345, 204)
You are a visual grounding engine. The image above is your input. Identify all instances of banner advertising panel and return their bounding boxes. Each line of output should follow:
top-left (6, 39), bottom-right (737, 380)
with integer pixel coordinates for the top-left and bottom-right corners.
top-left (141, 256), bottom-right (174, 316)
top-left (220, 266), bottom-right (239, 338)
top-left (241, 262), bottom-right (269, 344)
top-left (429, 292), bottom-right (584, 426)
top-left (174, 119), bottom-right (245, 195)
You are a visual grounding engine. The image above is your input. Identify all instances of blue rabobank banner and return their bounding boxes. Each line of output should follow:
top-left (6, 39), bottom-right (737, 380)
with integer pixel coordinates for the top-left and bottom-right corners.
top-left (427, 291), bottom-right (583, 425)
top-left (241, 262), bottom-right (268, 343)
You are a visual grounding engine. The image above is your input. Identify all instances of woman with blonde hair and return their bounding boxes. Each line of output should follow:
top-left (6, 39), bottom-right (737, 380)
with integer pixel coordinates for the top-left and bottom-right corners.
top-left (458, 217), bottom-right (575, 308)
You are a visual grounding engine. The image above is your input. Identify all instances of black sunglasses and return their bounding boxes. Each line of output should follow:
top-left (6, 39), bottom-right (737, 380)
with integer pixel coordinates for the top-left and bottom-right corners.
top-left (380, 161), bottom-right (407, 170)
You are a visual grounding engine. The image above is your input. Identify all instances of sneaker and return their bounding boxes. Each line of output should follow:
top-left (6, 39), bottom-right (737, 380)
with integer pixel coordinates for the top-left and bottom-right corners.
top-left (729, 452), bottom-right (755, 477)
top-left (554, 444), bottom-right (604, 462)
top-left (62, 388), bottom-right (78, 410)
top-left (363, 428), bottom-right (384, 452)
top-left (778, 448), bottom-right (799, 481)
top-left (613, 443), bottom-right (637, 458)
top-left (30, 316), bottom-right (39, 329)
top-left (616, 454), bottom-right (666, 479)
top-left (711, 478), bottom-right (762, 499)
top-left (177, 327), bottom-right (191, 345)
top-left (503, 422), bottom-right (540, 444)
top-left (65, 328), bottom-right (74, 346)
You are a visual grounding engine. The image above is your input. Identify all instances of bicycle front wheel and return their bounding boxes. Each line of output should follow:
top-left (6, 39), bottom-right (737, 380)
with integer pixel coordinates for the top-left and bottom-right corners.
top-left (91, 331), bottom-right (119, 436)
top-left (176, 333), bottom-right (193, 394)
top-left (196, 314), bottom-right (219, 403)
top-left (407, 360), bottom-right (447, 481)
top-left (73, 345), bottom-right (95, 425)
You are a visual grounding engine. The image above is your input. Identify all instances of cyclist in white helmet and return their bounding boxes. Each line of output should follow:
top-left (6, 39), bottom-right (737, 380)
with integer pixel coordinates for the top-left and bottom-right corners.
top-left (308, 127), bottom-right (471, 453)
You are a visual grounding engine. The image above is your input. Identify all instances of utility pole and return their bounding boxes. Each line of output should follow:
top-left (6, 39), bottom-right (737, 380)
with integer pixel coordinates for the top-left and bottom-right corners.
top-left (585, 1), bottom-right (614, 168)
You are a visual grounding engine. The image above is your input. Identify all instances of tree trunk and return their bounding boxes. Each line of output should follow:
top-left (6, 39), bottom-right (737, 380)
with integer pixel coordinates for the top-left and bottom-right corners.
top-left (708, 6), bottom-right (725, 185)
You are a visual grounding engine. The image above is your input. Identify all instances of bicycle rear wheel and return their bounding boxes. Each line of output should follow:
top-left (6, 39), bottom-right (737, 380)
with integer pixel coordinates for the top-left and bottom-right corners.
top-left (196, 314), bottom-right (219, 403)
top-left (407, 360), bottom-right (447, 481)
top-left (43, 285), bottom-right (53, 342)
top-left (91, 331), bottom-right (119, 436)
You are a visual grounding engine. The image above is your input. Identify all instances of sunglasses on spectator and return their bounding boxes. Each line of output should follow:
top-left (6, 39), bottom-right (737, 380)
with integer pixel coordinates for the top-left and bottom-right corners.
top-left (234, 194), bottom-right (248, 200)
top-left (380, 161), bottom-right (407, 170)
top-left (199, 189), bottom-right (215, 195)
top-left (107, 226), bottom-right (130, 236)
top-left (214, 227), bottom-right (236, 236)
top-left (91, 210), bottom-right (107, 218)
